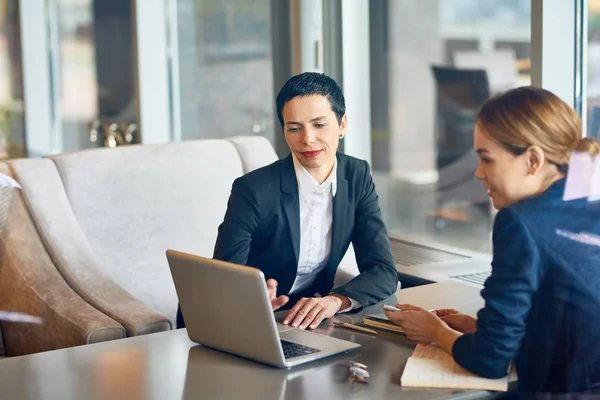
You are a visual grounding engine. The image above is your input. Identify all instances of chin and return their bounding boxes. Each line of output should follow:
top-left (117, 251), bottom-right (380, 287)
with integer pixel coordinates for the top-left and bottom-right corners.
top-left (490, 197), bottom-right (506, 210)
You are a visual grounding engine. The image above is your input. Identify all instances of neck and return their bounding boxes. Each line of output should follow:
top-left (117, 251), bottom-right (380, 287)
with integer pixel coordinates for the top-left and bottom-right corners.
top-left (535, 172), bottom-right (564, 197)
top-left (308, 158), bottom-right (335, 184)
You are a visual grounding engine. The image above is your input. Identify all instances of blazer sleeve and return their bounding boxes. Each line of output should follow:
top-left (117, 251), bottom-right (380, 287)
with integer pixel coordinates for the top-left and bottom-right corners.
top-left (213, 177), bottom-right (260, 265)
top-left (331, 160), bottom-right (398, 307)
top-left (452, 207), bottom-right (543, 379)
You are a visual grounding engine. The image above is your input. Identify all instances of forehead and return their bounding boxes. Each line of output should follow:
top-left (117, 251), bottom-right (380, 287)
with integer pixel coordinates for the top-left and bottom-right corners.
top-left (474, 124), bottom-right (501, 151)
top-left (282, 95), bottom-right (333, 119)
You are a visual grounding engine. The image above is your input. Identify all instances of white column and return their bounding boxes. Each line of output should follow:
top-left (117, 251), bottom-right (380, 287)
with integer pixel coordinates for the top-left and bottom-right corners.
top-left (134, 0), bottom-right (172, 144)
top-left (19, 0), bottom-right (57, 157)
top-left (531, 0), bottom-right (577, 107)
top-left (340, 0), bottom-right (371, 164)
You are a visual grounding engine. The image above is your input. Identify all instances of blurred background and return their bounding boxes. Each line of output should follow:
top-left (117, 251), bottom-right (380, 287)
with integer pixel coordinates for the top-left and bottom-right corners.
top-left (0, 0), bottom-right (594, 254)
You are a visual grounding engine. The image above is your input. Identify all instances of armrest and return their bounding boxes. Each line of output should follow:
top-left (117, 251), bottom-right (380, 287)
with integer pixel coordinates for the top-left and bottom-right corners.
top-left (8, 159), bottom-right (171, 336)
top-left (0, 188), bottom-right (125, 356)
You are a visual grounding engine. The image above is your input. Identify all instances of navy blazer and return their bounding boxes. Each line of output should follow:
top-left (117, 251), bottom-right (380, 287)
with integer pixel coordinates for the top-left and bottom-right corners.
top-left (452, 178), bottom-right (600, 394)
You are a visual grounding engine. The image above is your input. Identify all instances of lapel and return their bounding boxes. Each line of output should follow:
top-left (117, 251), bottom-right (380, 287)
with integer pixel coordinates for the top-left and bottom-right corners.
top-left (330, 154), bottom-right (348, 266)
top-left (280, 155), bottom-right (300, 265)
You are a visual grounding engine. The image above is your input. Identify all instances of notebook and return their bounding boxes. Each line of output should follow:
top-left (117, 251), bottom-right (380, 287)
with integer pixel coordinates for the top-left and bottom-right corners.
top-left (401, 344), bottom-right (513, 392)
top-left (362, 314), bottom-right (405, 335)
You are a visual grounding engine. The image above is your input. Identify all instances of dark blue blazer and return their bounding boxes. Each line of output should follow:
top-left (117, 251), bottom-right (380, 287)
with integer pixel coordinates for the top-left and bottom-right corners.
top-left (177, 153), bottom-right (398, 328)
top-left (213, 153), bottom-right (398, 305)
top-left (452, 178), bottom-right (600, 394)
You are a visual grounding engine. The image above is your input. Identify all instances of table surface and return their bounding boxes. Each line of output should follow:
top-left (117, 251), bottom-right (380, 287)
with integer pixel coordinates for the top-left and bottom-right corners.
top-left (0, 281), bottom-right (499, 400)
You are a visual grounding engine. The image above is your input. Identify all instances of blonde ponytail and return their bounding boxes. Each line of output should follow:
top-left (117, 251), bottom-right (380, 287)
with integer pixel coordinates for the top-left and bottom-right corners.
top-left (575, 137), bottom-right (600, 156)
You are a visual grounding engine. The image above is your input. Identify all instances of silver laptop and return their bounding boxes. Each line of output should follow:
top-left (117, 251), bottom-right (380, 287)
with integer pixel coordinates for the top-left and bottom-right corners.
top-left (389, 234), bottom-right (493, 288)
top-left (166, 250), bottom-right (360, 368)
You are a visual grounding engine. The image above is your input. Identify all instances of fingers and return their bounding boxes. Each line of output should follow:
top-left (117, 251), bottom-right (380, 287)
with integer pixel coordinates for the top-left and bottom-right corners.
top-left (290, 298), bottom-right (318, 329)
top-left (434, 308), bottom-right (461, 317)
top-left (309, 309), bottom-right (327, 330)
top-left (266, 279), bottom-right (278, 293)
top-left (271, 295), bottom-right (289, 311)
top-left (383, 309), bottom-right (408, 324)
top-left (283, 297), bottom-right (309, 326)
top-left (300, 304), bottom-right (325, 330)
top-left (395, 304), bottom-right (425, 312)
top-left (282, 298), bottom-right (331, 329)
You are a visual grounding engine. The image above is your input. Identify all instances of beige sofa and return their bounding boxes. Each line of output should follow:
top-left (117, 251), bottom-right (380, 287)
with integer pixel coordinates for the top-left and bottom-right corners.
top-left (0, 163), bottom-right (125, 357)
top-left (7, 136), bottom-right (282, 337)
top-left (2, 136), bottom-right (361, 353)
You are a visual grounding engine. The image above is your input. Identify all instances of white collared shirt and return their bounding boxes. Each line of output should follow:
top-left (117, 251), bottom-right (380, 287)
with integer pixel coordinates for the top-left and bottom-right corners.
top-left (289, 155), bottom-right (359, 312)
top-left (289, 155), bottom-right (337, 294)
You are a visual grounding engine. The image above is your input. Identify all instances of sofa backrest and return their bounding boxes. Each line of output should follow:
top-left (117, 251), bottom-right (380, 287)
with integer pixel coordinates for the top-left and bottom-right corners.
top-left (10, 137), bottom-right (278, 324)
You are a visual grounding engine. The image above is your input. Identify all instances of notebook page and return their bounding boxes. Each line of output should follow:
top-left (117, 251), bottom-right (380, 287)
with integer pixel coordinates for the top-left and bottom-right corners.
top-left (401, 345), bottom-right (510, 392)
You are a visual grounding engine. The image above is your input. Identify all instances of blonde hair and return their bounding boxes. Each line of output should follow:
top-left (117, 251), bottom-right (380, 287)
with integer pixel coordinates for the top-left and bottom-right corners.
top-left (476, 86), bottom-right (600, 173)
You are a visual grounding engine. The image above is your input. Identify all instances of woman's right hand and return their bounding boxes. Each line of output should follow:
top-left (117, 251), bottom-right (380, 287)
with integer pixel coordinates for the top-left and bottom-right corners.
top-left (434, 309), bottom-right (477, 334)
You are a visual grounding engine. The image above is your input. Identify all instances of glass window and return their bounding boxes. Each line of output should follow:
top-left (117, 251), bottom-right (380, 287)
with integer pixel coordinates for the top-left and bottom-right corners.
top-left (0, 0), bottom-right (26, 159)
top-left (175, 0), bottom-right (275, 143)
top-left (369, 0), bottom-right (531, 253)
top-left (588, 0), bottom-right (600, 140)
top-left (56, 0), bottom-right (138, 151)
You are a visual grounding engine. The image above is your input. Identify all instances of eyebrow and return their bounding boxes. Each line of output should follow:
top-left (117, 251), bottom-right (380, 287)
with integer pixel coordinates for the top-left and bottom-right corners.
top-left (475, 149), bottom-right (489, 154)
top-left (285, 116), bottom-right (327, 125)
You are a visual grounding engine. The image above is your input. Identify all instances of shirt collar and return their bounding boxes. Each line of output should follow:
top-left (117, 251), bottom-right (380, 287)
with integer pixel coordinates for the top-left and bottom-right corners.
top-left (291, 154), bottom-right (338, 200)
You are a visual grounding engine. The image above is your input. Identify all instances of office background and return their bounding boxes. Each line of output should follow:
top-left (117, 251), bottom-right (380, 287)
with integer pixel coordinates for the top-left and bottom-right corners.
top-left (0, 0), bottom-right (596, 255)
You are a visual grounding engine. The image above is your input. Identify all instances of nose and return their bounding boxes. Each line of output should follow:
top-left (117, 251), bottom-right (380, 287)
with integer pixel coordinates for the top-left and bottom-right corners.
top-left (474, 162), bottom-right (485, 180)
top-left (302, 129), bottom-right (316, 145)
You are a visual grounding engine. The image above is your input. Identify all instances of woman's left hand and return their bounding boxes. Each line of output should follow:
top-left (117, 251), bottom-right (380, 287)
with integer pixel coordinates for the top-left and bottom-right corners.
top-left (383, 304), bottom-right (448, 343)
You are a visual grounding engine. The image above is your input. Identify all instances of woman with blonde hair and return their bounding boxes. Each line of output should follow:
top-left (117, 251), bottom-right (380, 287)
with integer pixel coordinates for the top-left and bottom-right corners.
top-left (386, 86), bottom-right (600, 395)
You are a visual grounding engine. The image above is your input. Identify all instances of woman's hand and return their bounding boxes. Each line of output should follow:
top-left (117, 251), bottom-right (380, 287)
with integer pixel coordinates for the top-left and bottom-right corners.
top-left (383, 304), bottom-right (448, 343)
top-left (435, 309), bottom-right (477, 334)
top-left (384, 304), bottom-right (464, 354)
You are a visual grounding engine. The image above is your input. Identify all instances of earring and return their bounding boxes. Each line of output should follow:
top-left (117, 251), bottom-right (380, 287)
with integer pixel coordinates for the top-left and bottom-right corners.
top-left (339, 134), bottom-right (345, 139)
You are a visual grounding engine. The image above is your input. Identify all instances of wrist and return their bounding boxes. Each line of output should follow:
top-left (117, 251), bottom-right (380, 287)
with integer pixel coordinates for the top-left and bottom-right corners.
top-left (433, 322), bottom-right (462, 354)
top-left (327, 293), bottom-right (349, 312)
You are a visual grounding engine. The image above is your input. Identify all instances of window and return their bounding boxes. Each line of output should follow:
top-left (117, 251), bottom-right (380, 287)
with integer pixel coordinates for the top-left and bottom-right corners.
top-left (174, 0), bottom-right (275, 143)
top-left (0, 0), bottom-right (25, 159)
top-left (588, 0), bottom-right (600, 139)
top-left (369, 0), bottom-right (531, 253)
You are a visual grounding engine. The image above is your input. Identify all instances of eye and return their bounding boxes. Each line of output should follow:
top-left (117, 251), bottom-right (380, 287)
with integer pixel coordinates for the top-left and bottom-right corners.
top-left (480, 158), bottom-right (492, 164)
top-left (287, 127), bottom-right (300, 133)
top-left (314, 123), bottom-right (326, 129)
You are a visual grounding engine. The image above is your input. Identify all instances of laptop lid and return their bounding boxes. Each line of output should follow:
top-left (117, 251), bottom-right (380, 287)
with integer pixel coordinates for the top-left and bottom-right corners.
top-left (167, 250), bottom-right (286, 367)
top-left (166, 250), bottom-right (360, 368)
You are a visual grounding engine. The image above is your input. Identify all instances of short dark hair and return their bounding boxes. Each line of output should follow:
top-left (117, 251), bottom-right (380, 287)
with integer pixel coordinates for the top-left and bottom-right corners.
top-left (275, 72), bottom-right (346, 128)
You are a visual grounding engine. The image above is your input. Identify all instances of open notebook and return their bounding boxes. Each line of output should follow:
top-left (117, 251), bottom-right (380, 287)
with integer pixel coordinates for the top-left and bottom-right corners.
top-left (401, 344), bottom-right (516, 392)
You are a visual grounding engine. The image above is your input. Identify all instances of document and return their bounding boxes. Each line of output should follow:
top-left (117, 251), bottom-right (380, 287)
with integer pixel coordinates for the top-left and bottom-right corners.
top-left (400, 344), bottom-right (512, 392)
top-left (563, 152), bottom-right (597, 201)
top-left (588, 154), bottom-right (600, 202)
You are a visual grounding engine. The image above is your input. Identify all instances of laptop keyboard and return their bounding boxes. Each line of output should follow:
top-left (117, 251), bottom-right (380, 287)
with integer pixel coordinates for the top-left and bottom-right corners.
top-left (452, 271), bottom-right (491, 286)
top-left (280, 340), bottom-right (320, 359)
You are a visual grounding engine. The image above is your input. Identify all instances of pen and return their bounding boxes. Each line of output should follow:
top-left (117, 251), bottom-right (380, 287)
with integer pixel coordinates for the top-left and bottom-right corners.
top-left (333, 321), bottom-right (378, 335)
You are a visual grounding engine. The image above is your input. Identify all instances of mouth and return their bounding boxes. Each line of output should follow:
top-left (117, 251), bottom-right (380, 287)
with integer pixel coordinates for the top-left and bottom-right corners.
top-left (300, 150), bottom-right (322, 159)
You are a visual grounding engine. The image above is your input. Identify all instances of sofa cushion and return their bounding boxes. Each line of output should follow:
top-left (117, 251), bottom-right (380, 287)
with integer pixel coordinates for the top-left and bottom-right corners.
top-left (45, 140), bottom-right (246, 323)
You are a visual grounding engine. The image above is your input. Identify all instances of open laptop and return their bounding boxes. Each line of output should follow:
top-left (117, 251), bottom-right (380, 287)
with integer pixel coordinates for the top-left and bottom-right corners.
top-left (166, 250), bottom-right (360, 368)
top-left (389, 234), bottom-right (493, 288)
